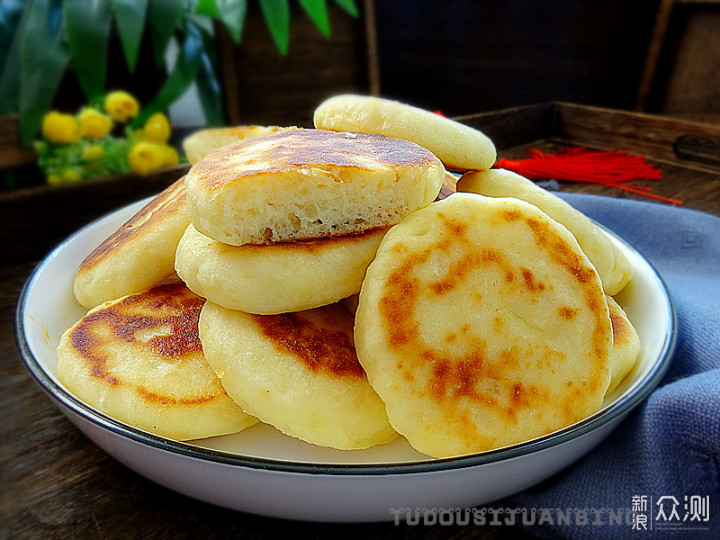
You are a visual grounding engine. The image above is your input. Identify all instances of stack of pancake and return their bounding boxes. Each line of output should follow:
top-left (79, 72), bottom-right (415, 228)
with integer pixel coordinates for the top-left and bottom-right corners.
top-left (58, 95), bottom-right (640, 457)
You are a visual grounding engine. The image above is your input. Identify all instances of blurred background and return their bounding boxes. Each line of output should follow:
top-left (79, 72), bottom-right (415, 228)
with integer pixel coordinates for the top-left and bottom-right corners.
top-left (1, 0), bottom-right (719, 190)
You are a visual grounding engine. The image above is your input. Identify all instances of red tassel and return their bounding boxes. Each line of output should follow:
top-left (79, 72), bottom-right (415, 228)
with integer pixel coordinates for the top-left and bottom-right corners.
top-left (496, 147), bottom-right (682, 205)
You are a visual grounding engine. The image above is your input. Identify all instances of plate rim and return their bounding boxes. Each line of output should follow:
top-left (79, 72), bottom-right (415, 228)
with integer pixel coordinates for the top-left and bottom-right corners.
top-left (14, 196), bottom-right (678, 477)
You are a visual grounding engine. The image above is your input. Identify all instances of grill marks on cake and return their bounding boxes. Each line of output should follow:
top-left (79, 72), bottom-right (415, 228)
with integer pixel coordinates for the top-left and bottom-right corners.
top-left (69, 283), bottom-right (222, 405)
top-left (378, 207), bottom-right (609, 428)
top-left (253, 307), bottom-right (365, 379)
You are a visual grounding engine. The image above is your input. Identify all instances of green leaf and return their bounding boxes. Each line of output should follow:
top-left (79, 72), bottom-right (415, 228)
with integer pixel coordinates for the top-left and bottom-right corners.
top-left (111, 0), bottom-right (148, 72)
top-left (133, 18), bottom-right (204, 126)
top-left (65, 0), bottom-right (113, 100)
top-left (299, 0), bottom-right (329, 37)
top-left (259, 0), bottom-right (290, 55)
top-left (0, 0), bottom-right (24, 72)
top-left (196, 51), bottom-right (225, 126)
top-left (217, 0), bottom-right (246, 43)
top-left (194, 0), bottom-right (219, 17)
top-left (148, 0), bottom-right (187, 67)
top-left (334, 0), bottom-right (358, 17)
top-left (19, 0), bottom-right (71, 147)
top-left (194, 24), bottom-right (224, 126)
top-left (0, 0), bottom-right (30, 115)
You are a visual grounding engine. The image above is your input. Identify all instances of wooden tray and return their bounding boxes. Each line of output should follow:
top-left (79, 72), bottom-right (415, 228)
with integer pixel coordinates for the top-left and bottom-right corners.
top-left (3, 102), bottom-right (719, 266)
top-left (454, 102), bottom-right (720, 214)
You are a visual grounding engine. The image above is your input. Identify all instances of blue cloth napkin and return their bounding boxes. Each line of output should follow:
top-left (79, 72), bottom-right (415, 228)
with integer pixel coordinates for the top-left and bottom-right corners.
top-left (502, 193), bottom-right (720, 539)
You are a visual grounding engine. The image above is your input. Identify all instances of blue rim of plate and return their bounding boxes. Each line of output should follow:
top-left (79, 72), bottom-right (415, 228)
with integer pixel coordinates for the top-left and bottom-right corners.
top-left (14, 201), bottom-right (677, 477)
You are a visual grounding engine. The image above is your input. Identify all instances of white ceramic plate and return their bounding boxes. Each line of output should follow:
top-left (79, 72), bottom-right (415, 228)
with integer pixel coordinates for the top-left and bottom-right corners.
top-left (16, 196), bottom-right (676, 522)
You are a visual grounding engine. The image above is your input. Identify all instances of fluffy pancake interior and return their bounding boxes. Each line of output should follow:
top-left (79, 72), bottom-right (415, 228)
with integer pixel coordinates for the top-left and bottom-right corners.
top-left (57, 283), bottom-right (257, 441)
top-left (184, 129), bottom-right (445, 245)
top-left (355, 193), bottom-right (613, 458)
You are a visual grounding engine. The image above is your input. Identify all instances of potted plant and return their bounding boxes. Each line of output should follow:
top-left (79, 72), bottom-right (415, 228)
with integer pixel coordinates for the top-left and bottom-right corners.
top-left (0, 0), bottom-right (359, 189)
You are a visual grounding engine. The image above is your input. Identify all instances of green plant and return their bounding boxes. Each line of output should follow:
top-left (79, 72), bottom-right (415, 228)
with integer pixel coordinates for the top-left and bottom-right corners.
top-left (0, 0), bottom-right (359, 148)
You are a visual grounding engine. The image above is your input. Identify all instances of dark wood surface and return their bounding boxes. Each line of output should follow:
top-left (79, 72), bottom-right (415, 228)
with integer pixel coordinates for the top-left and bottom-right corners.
top-left (2, 103), bottom-right (719, 539)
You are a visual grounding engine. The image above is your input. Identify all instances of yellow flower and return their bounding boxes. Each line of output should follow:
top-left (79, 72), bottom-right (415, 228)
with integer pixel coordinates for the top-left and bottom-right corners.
top-left (79, 108), bottom-right (113, 140)
top-left (46, 173), bottom-right (63, 185)
top-left (129, 141), bottom-right (165, 175)
top-left (62, 168), bottom-right (83, 183)
top-left (143, 113), bottom-right (171, 144)
top-left (82, 145), bottom-right (104, 160)
top-left (104, 91), bottom-right (140, 123)
top-left (42, 111), bottom-right (81, 144)
top-left (162, 144), bottom-right (179, 166)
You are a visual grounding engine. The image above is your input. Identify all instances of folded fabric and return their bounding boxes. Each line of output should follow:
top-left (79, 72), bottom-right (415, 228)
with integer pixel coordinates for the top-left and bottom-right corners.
top-left (503, 193), bottom-right (720, 539)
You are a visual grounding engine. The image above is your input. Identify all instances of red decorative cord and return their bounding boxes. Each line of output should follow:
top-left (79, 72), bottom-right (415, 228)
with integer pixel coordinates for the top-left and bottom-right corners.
top-left (496, 147), bottom-right (682, 205)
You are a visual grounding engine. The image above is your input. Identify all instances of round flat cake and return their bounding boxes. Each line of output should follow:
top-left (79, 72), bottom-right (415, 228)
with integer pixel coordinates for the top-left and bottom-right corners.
top-left (199, 302), bottom-right (397, 450)
top-left (457, 168), bottom-right (633, 295)
top-left (184, 128), bottom-right (445, 246)
top-left (354, 193), bottom-right (613, 457)
top-left (606, 296), bottom-right (641, 395)
top-left (74, 178), bottom-right (190, 309)
top-left (175, 223), bottom-right (388, 314)
top-left (313, 94), bottom-right (497, 171)
top-left (58, 283), bottom-right (258, 440)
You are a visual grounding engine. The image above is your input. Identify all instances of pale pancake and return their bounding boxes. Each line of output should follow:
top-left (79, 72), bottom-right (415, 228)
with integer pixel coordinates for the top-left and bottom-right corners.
top-left (175, 224), bottom-right (388, 315)
top-left (57, 283), bottom-right (258, 441)
top-left (456, 168), bottom-right (633, 295)
top-left (313, 94), bottom-right (496, 171)
top-left (74, 178), bottom-right (190, 309)
top-left (182, 125), bottom-right (297, 165)
top-left (355, 193), bottom-right (613, 458)
top-left (184, 129), bottom-right (445, 246)
top-left (199, 302), bottom-right (397, 450)
top-left (606, 296), bottom-right (641, 395)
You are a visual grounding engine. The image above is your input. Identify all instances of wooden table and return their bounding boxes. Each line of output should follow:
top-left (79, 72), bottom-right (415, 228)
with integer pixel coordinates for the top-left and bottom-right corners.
top-left (2, 103), bottom-right (719, 539)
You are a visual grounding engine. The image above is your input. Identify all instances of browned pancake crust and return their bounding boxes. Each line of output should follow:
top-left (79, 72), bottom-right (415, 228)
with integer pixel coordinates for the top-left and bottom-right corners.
top-left (609, 298), bottom-right (633, 347)
top-left (68, 283), bottom-right (223, 405)
top-left (190, 129), bottom-right (441, 190)
top-left (252, 304), bottom-right (365, 379)
top-left (378, 208), bottom-right (611, 432)
top-left (78, 178), bottom-right (186, 274)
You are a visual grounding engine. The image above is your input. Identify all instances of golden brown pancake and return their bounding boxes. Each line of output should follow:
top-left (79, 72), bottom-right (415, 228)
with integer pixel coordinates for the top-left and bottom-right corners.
top-left (456, 168), bottom-right (633, 295)
top-left (175, 223), bottom-right (388, 314)
top-left (355, 193), bottom-right (612, 457)
top-left (57, 283), bottom-right (258, 440)
top-left (184, 128), bottom-right (445, 246)
top-left (313, 94), bottom-right (497, 171)
top-left (74, 178), bottom-right (190, 309)
top-left (199, 301), bottom-right (397, 450)
top-left (182, 125), bottom-right (297, 165)
top-left (606, 296), bottom-right (641, 395)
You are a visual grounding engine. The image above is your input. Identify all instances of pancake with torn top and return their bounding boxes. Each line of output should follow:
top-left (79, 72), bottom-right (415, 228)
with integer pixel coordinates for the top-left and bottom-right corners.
top-left (456, 168), bottom-right (633, 295)
top-left (74, 178), bottom-right (190, 309)
top-left (199, 302), bottom-right (397, 450)
top-left (175, 223), bottom-right (388, 315)
top-left (354, 193), bottom-right (613, 458)
top-left (57, 282), bottom-right (258, 441)
top-left (184, 128), bottom-right (445, 246)
top-left (606, 295), bottom-right (641, 395)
